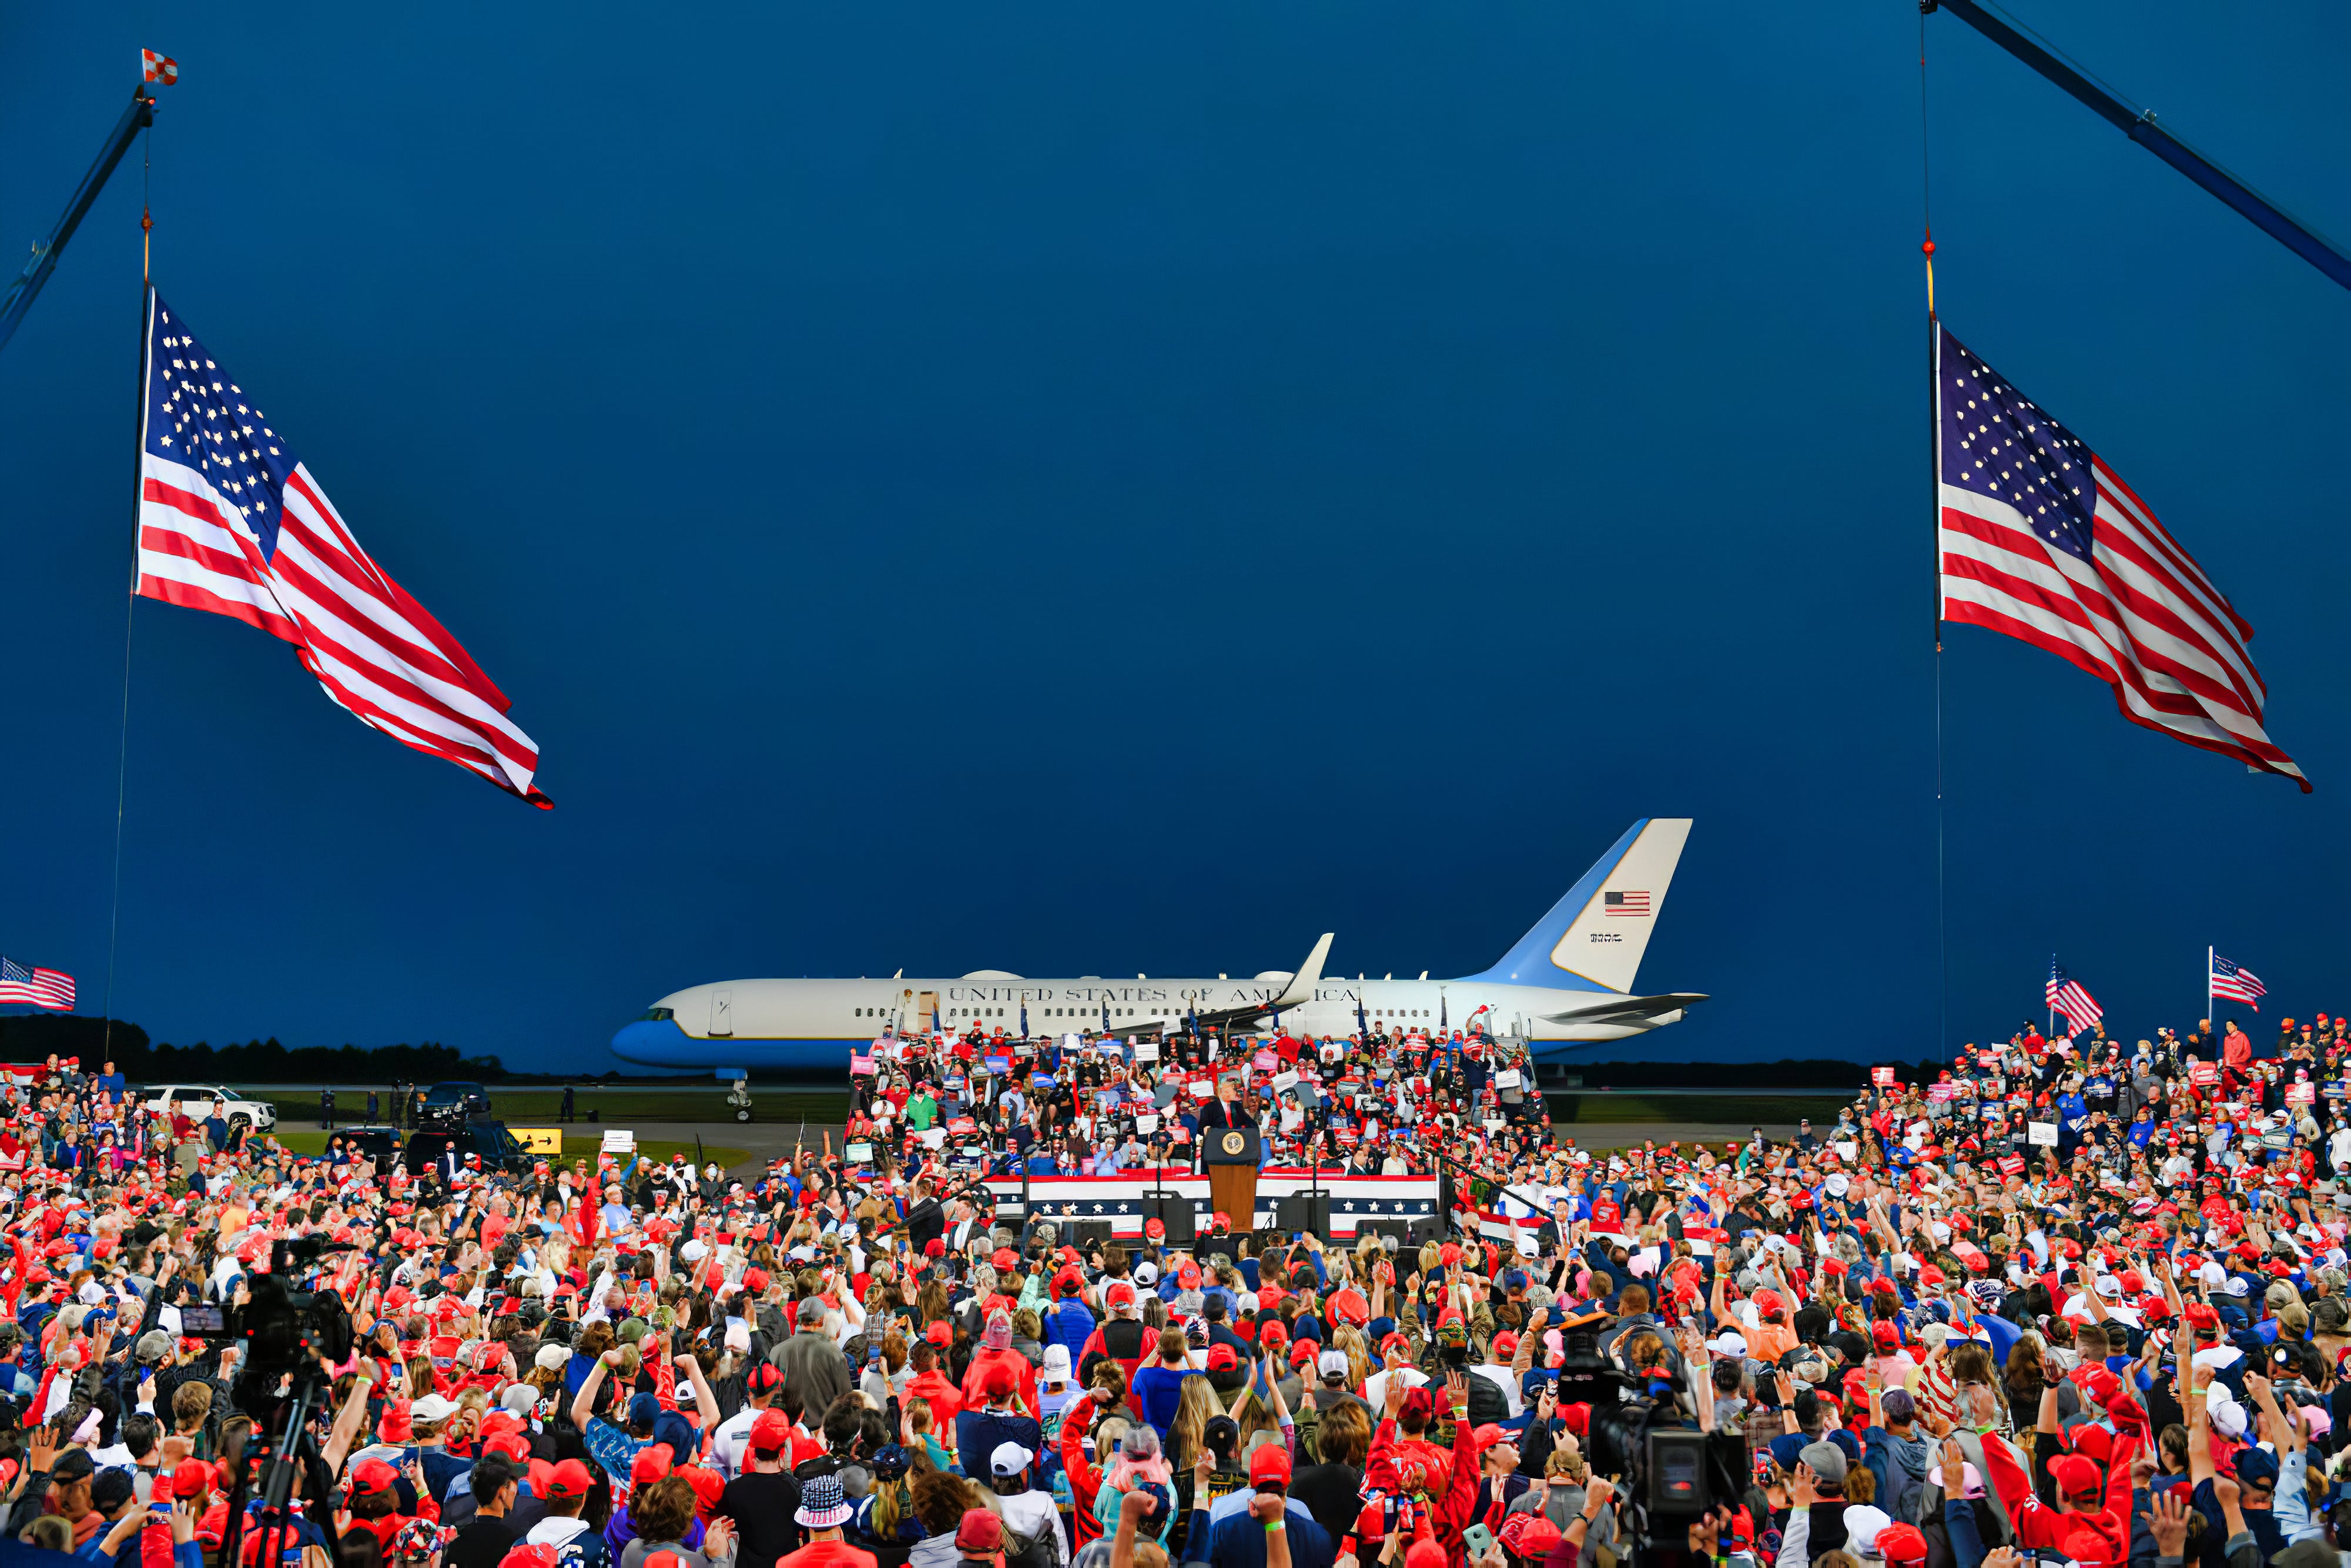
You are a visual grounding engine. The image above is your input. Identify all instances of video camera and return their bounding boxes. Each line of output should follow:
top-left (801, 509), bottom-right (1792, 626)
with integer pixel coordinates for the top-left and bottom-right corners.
top-left (1552, 1326), bottom-right (1748, 1533)
top-left (182, 1236), bottom-right (355, 1419)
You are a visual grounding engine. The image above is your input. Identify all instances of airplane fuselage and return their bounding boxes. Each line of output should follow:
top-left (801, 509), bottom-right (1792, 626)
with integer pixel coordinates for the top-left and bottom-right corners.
top-left (609, 972), bottom-right (1686, 1072)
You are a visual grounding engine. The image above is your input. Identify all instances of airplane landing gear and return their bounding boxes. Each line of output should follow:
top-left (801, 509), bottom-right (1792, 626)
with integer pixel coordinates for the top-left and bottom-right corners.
top-left (726, 1076), bottom-right (753, 1123)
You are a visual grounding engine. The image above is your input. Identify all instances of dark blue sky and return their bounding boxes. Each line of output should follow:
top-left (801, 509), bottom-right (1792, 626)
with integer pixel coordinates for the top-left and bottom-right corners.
top-left (2, 4), bottom-right (2345, 1073)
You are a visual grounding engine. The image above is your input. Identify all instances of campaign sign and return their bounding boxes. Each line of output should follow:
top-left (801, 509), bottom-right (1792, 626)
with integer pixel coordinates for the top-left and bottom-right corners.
top-left (1096, 1089), bottom-right (1123, 1108)
top-left (844, 1142), bottom-right (873, 1165)
top-left (850, 1054), bottom-right (876, 1076)
top-left (1137, 1114), bottom-right (1160, 1134)
top-left (1927, 1083), bottom-right (1955, 1103)
top-left (1872, 1066), bottom-right (1896, 1087)
top-left (2191, 1062), bottom-right (2221, 1086)
top-left (1834, 1140), bottom-right (1857, 1160)
top-left (1134, 1043), bottom-right (1160, 1063)
top-left (2288, 1082), bottom-right (2317, 1105)
top-left (1997, 1154), bottom-right (2026, 1176)
top-left (601, 1130), bottom-right (635, 1154)
top-left (1272, 1070), bottom-right (1301, 1093)
top-left (918, 1127), bottom-right (947, 1148)
top-left (1032, 1074), bottom-right (1056, 1090)
top-left (1495, 1069), bottom-right (1522, 1089)
top-left (985, 1055), bottom-right (1012, 1074)
top-left (2326, 1080), bottom-right (2350, 1101)
top-left (2028, 1121), bottom-right (2059, 1147)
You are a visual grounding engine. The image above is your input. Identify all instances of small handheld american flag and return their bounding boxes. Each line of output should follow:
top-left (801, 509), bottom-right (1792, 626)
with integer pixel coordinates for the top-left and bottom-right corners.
top-left (2045, 959), bottom-right (2102, 1038)
top-left (0, 960), bottom-right (74, 1010)
top-left (2209, 952), bottom-right (2265, 1011)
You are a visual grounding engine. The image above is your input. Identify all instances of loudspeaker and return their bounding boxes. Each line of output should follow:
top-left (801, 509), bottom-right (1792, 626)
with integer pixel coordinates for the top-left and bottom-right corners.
top-left (1141, 1194), bottom-right (1195, 1245)
top-left (1056, 1218), bottom-right (1117, 1251)
top-left (1273, 1192), bottom-right (1331, 1235)
top-left (1354, 1216), bottom-right (1438, 1247)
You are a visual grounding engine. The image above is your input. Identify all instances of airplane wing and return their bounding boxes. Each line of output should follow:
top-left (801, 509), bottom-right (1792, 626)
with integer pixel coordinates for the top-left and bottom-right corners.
top-left (1535, 991), bottom-right (1709, 1028)
top-left (1104, 933), bottom-right (1333, 1040)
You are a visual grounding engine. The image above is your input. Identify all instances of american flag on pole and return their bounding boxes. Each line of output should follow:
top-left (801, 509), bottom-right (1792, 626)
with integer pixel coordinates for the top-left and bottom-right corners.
top-left (1935, 326), bottom-right (2306, 790)
top-left (2045, 959), bottom-right (2102, 1037)
top-left (134, 294), bottom-right (548, 805)
top-left (0, 960), bottom-right (73, 1010)
top-left (2209, 953), bottom-right (2266, 1010)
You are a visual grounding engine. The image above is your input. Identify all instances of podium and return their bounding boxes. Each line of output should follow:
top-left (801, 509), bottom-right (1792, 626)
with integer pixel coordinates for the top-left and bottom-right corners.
top-left (1203, 1123), bottom-right (1261, 1229)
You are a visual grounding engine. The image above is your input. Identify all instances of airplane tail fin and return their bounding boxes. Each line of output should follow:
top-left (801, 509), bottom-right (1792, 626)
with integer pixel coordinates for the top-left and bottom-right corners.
top-left (1459, 818), bottom-right (1692, 993)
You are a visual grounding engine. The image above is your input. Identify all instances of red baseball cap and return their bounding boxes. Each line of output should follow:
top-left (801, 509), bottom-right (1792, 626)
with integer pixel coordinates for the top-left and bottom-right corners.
top-left (630, 1447), bottom-right (672, 1486)
top-left (1249, 1445), bottom-right (1292, 1486)
top-left (543, 1460), bottom-right (592, 1500)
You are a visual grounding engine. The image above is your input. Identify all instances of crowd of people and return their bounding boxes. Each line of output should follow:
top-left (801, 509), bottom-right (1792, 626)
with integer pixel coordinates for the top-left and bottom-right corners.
top-left (843, 1023), bottom-right (1550, 1177)
top-left (1, 1003), bottom-right (2350, 1568)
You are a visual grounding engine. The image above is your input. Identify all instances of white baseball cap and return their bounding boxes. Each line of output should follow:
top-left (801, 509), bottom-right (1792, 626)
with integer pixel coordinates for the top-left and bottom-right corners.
top-left (991, 1441), bottom-right (1034, 1477)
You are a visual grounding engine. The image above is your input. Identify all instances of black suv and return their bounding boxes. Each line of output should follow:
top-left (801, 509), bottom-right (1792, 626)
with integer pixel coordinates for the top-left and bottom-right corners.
top-left (404, 1121), bottom-right (530, 1176)
top-left (418, 1081), bottom-right (493, 1123)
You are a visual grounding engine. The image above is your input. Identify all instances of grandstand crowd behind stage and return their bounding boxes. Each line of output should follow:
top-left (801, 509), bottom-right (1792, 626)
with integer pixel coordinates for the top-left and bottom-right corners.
top-left (2, 1010), bottom-right (2351, 1568)
top-left (844, 1024), bottom-right (1551, 1175)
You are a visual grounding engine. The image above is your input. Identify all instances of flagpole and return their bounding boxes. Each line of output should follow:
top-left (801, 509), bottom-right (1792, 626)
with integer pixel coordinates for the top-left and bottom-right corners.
top-left (1922, 9), bottom-right (1948, 1061)
top-left (2206, 946), bottom-right (2213, 1036)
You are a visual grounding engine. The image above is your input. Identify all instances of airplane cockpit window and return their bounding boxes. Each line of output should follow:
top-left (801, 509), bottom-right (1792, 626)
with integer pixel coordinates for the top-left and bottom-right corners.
top-left (642, 1007), bottom-right (674, 1022)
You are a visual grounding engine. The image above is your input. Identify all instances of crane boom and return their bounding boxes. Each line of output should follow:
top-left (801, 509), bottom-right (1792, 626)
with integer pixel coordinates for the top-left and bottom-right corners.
top-left (0, 86), bottom-right (158, 358)
top-left (1926, 0), bottom-right (2351, 293)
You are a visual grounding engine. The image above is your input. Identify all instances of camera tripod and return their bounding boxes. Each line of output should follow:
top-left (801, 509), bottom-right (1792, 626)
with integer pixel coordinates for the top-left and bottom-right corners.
top-left (216, 1370), bottom-right (346, 1568)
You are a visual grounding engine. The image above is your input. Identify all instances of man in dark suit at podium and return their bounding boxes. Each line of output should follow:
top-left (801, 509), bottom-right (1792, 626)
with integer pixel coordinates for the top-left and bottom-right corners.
top-left (1197, 1076), bottom-right (1251, 1133)
top-left (1196, 1076), bottom-right (1265, 1174)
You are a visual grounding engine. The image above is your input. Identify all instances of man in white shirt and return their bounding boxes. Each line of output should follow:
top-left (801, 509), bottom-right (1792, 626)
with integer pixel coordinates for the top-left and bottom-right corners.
top-left (710, 1362), bottom-right (785, 1480)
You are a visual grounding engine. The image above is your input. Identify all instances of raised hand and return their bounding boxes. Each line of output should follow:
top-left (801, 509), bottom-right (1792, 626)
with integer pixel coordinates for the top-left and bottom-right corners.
top-left (2142, 1488), bottom-right (2193, 1556)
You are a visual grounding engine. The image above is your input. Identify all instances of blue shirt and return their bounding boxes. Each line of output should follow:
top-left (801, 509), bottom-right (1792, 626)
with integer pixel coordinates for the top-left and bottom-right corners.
top-left (1128, 1364), bottom-right (1202, 1439)
top-left (581, 1416), bottom-right (649, 1490)
top-left (1205, 1503), bottom-right (1335, 1568)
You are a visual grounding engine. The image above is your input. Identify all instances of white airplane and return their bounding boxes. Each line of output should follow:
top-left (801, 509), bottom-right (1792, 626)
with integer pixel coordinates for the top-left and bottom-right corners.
top-left (608, 817), bottom-right (1703, 1074)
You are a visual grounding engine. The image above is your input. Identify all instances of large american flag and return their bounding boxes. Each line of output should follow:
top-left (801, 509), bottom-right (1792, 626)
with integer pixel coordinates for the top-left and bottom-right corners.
top-left (2209, 953), bottom-right (2266, 1010)
top-left (1935, 326), bottom-right (2305, 790)
top-left (0, 960), bottom-right (73, 1010)
top-left (2045, 960), bottom-right (2102, 1037)
top-left (134, 294), bottom-right (548, 805)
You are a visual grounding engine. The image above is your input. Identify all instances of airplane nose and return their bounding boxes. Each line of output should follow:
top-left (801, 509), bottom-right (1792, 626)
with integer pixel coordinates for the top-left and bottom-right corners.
top-left (610, 1018), bottom-right (689, 1066)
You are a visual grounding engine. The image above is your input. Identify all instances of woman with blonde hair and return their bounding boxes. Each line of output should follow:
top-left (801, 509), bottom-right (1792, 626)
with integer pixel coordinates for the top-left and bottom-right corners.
top-left (1165, 1373), bottom-right (1219, 1475)
top-left (1329, 1326), bottom-right (1372, 1394)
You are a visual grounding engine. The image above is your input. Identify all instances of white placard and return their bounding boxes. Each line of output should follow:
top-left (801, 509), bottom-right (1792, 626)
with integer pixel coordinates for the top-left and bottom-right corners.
top-left (1483, 1118), bottom-right (1507, 1133)
top-left (1136, 1114), bottom-right (1160, 1133)
top-left (1272, 1070), bottom-right (1300, 1092)
top-left (1190, 1081), bottom-right (1214, 1100)
top-left (844, 1142), bottom-right (873, 1165)
top-left (2028, 1121), bottom-right (2059, 1147)
top-left (919, 1128), bottom-right (947, 1148)
top-left (1134, 1043), bottom-right (1160, 1063)
top-left (1834, 1140), bottom-right (1857, 1160)
top-left (601, 1130), bottom-right (635, 1154)
top-left (1495, 1069), bottom-right (1522, 1089)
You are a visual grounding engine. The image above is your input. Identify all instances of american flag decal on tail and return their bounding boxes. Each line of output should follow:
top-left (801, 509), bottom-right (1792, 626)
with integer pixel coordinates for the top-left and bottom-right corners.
top-left (1604, 890), bottom-right (1650, 917)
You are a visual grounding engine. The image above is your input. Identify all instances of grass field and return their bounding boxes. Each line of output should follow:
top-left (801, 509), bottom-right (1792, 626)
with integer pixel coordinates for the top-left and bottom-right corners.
top-left (254, 1088), bottom-right (850, 1126)
top-left (267, 1129), bottom-right (751, 1167)
top-left (1547, 1093), bottom-right (1852, 1124)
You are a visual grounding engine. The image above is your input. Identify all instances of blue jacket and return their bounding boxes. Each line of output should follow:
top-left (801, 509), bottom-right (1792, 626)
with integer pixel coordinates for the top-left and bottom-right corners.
top-left (1044, 1297), bottom-right (1096, 1363)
